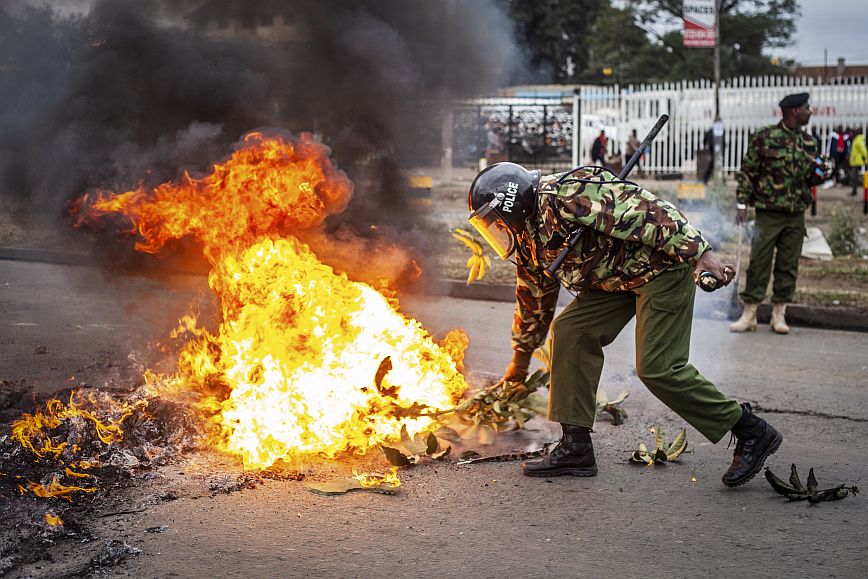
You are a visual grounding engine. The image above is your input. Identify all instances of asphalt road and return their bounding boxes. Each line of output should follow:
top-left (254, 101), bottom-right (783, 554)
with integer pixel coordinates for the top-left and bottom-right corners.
top-left (2, 258), bottom-right (867, 578)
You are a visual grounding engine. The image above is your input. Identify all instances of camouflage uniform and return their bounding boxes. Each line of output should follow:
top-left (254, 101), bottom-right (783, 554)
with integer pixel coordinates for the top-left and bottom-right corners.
top-left (512, 167), bottom-right (742, 442)
top-left (736, 121), bottom-right (820, 304)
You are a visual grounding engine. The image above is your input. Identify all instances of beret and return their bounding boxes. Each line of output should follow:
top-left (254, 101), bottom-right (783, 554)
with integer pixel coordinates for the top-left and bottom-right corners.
top-left (779, 92), bottom-right (809, 109)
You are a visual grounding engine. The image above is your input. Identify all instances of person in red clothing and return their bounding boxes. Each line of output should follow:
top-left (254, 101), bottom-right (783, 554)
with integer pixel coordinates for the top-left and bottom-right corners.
top-left (829, 125), bottom-right (851, 185)
top-left (590, 130), bottom-right (607, 165)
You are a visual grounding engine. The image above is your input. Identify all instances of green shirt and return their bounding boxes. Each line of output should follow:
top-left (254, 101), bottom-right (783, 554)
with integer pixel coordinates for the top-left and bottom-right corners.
top-left (511, 167), bottom-right (709, 353)
top-left (736, 121), bottom-right (820, 214)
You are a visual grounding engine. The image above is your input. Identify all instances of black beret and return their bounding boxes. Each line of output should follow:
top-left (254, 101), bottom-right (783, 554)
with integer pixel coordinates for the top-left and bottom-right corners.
top-left (779, 92), bottom-right (809, 109)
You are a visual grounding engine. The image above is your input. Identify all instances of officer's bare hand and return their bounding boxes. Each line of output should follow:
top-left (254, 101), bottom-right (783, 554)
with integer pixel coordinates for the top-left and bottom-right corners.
top-left (736, 207), bottom-right (747, 225)
top-left (502, 361), bottom-right (528, 383)
top-left (695, 250), bottom-right (736, 286)
top-left (501, 350), bottom-right (533, 383)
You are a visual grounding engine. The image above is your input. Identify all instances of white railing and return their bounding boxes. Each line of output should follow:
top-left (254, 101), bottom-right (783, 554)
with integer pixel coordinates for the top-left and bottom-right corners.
top-left (578, 76), bottom-right (868, 175)
top-left (462, 76), bottom-right (868, 176)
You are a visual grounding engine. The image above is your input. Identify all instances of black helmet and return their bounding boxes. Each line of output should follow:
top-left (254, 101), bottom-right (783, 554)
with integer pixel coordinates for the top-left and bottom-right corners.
top-left (467, 163), bottom-right (540, 259)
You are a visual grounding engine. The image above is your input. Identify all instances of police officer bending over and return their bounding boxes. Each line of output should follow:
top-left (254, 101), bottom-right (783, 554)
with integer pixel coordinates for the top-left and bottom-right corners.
top-left (467, 162), bottom-right (782, 486)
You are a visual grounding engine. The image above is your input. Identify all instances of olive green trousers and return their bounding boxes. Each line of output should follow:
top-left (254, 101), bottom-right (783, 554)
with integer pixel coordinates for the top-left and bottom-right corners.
top-left (549, 265), bottom-right (742, 443)
top-left (740, 210), bottom-right (806, 304)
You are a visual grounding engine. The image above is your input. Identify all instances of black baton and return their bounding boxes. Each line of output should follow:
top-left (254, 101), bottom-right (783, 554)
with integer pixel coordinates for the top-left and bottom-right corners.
top-left (545, 114), bottom-right (670, 277)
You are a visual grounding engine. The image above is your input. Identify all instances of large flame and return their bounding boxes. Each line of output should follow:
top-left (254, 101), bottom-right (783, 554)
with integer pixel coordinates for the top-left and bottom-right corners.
top-left (72, 130), bottom-right (470, 469)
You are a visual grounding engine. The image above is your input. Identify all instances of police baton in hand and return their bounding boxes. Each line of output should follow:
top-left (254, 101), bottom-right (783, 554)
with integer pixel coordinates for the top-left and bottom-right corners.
top-left (546, 114), bottom-right (670, 278)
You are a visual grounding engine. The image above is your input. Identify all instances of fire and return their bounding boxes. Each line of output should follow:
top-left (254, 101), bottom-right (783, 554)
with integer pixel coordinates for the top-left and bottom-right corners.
top-left (19, 479), bottom-right (97, 502)
top-left (44, 513), bottom-right (64, 527)
top-left (12, 392), bottom-right (142, 459)
top-left (72, 130), bottom-right (471, 469)
top-left (353, 466), bottom-right (401, 488)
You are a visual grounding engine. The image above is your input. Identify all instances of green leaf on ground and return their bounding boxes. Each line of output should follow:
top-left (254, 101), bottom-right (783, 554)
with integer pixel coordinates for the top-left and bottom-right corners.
top-left (629, 428), bottom-right (688, 466)
top-left (665, 430), bottom-right (688, 461)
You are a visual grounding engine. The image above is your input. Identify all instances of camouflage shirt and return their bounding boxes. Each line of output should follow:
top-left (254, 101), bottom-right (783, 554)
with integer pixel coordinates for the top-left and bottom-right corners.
top-left (736, 121), bottom-right (820, 214)
top-left (511, 167), bottom-right (709, 353)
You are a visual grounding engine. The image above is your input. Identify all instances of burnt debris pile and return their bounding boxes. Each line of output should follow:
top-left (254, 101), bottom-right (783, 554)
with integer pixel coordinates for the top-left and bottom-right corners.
top-left (0, 384), bottom-right (207, 512)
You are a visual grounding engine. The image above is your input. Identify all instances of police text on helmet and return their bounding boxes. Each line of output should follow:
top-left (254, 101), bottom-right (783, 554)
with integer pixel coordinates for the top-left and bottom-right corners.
top-left (502, 182), bottom-right (519, 213)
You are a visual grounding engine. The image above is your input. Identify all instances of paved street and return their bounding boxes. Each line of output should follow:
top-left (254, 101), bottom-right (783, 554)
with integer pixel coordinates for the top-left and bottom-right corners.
top-left (1, 258), bottom-right (867, 577)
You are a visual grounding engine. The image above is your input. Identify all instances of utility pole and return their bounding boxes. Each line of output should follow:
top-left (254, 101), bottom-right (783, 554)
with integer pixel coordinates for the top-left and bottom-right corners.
top-left (713, 3), bottom-right (720, 118)
top-left (712, 0), bottom-right (723, 180)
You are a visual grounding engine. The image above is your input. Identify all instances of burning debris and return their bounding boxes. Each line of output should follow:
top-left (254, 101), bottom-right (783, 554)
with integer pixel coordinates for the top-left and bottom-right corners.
top-left (0, 386), bottom-right (206, 503)
top-left (66, 129), bottom-right (473, 472)
top-left (304, 466), bottom-right (402, 496)
top-left (0, 127), bottom-right (547, 573)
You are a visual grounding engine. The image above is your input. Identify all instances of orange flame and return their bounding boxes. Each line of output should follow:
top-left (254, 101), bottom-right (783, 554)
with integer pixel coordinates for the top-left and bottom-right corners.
top-left (71, 131), bottom-right (352, 265)
top-left (21, 479), bottom-right (97, 502)
top-left (44, 512), bottom-right (64, 527)
top-left (353, 466), bottom-right (401, 488)
top-left (11, 392), bottom-right (142, 459)
top-left (73, 131), bottom-right (471, 469)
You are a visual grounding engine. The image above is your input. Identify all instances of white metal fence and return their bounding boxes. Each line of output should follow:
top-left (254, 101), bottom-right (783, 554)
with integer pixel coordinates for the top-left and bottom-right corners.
top-left (461, 76), bottom-right (868, 177)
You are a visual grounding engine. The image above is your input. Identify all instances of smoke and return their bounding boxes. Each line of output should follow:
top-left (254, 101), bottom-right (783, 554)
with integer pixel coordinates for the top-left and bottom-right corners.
top-left (0, 0), bottom-right (519, 246)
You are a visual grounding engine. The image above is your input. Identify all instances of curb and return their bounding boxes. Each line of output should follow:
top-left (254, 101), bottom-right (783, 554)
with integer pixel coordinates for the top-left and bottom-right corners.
top-left (430, 280), bottom-right (868, 334)
top-left (0, 247), bottom-right (100, 268)
top-left (756, 303), bottom-right (868, 333)
top-left (3, 247), bottom-right (866, 333)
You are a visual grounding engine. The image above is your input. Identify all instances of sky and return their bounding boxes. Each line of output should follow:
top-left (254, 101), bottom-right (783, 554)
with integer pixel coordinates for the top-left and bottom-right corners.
top-left (7, 0), bottom-right (868, 65)
top-left (788, 0), bottom-right (868, 65)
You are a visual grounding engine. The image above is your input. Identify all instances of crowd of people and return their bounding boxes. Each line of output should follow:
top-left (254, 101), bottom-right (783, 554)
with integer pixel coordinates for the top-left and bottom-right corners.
top-left (821, 125), bottom-right (867, 195)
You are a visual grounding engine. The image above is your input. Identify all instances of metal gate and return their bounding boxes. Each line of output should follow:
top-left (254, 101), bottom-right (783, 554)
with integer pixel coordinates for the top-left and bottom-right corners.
top-left (455, 76), bottom-right (868, 177)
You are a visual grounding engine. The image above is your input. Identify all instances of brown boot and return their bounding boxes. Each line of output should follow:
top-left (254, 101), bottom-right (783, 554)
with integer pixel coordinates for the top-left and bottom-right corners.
top-left (729, 303), bottom-right (758, 333)
top-left (770, 303), bottom-right (790, 334)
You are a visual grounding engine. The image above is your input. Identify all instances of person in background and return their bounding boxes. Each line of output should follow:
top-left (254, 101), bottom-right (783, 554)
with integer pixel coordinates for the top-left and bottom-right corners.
top-left (701, 123), bottom-right (719, 184)
top-left (702, 116), bottom-right (726, 183)
top-left (591, 130), bottom-right (607, 166)
top-left (849, 128), bottom-right (866, 196)
top-left (625, 129), bottom-right (644, 177)
top-left (731, 93), bottom-right (828, 334)
top-left (828, 125), bottom-right (851, 185)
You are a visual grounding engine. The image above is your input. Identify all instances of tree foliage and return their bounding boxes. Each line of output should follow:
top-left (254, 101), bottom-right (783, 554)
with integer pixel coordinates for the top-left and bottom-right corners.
top-left (627, 0), bottom-right (800, 81)
top-left (498, 0), bottom-right (603, 83)
top-left (503, 0), bottom-right (801, 84)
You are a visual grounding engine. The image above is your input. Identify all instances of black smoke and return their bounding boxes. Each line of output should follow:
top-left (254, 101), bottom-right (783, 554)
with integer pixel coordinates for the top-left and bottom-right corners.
top-left (0, 0), bottom-right (518, 245)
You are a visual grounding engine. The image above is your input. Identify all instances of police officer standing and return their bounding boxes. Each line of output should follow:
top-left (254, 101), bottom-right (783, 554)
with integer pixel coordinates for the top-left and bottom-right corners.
top-left (730, 93), bottom-right (827, 334)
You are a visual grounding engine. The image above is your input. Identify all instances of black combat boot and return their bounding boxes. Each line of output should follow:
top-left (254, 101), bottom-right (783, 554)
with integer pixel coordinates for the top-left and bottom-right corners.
top-left (522, 424), bottom-right (597, 477)
top-left (721, 403), bottom-right (783, 487)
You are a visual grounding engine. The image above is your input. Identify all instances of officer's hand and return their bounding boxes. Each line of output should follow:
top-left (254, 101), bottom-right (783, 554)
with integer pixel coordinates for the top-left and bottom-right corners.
top-left (736, 208), bottom-right (747, 225)
top-left (694, 250), bottom-right (736, 286)
top-left (501, 350), bottom-right (533, 383)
